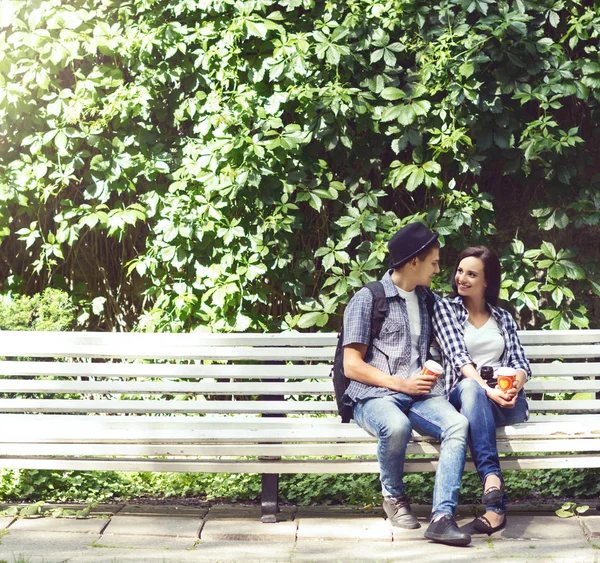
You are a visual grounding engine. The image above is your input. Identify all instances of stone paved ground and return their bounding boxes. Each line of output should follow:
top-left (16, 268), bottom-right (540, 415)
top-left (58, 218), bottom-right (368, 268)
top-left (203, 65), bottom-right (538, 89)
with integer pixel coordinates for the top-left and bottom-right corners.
top-left (0, 503), bottom-right (598, 562)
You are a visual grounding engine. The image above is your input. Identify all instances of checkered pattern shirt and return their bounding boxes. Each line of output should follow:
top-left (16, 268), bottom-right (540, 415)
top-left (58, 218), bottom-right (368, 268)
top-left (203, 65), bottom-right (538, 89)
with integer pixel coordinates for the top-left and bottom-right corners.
top-left (342, 271), bottom-right (443, 403)
top-left (432, 296), bottom-right (531, 395)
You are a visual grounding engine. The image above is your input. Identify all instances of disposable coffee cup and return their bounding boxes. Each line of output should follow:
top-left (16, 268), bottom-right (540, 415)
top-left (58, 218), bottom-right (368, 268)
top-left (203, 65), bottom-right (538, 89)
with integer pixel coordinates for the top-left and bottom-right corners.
top-left (496, 367), bottom-right (516, 391)
top-left (420, 360), bottom-right (444, 378)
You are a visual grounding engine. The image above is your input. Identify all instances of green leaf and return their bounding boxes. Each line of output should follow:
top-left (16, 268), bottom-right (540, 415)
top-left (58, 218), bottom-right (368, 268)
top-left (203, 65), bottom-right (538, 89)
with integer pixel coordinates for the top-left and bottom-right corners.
top-left (383, 48), bottom-right (396, 66)
top-left (552, 209), bottom-right (569, 229)
top-left (551, 287), bottom-right (564, 307)
top-left (54, 131), bottom-right (68, 152)
top-left (297, 311), bottom-right (328, 329)
top-left (550, 313), bottom-right (571, 331)
top-left (509, 21), bottom-right (527, 35)
top-left (458, 61), bottom-right (475, 77)
top-left (326, 46), bottom-right (341, 65)
top-left (370, 49), bottom-right (384, 63)
top-left (531, 207), bottom-right (552, 218)
top-left (381, 87), bottom-right (405, 101)
top-left (397, 105), bottom-right (416, 126)
top-left (540, 241), bottom-right (557, 259)
top-left (322, 252), bottom-right (335, 270)
top-left (582, 62), bottom-right (600, 74)
top-left (380, 105), bottom-right (405, 123)
top-left (561, 261), bottom-right (585, 280)
top-left (245, 19), bottom-right (268, 39)
top-left (548, 11), bottom-right (560, 28)
top-left (412, 100), bottom-right (431, 116)
top-left (548, 263), bottom-right (566, 278)
top-left (405, 167), bottom-right (425, 192)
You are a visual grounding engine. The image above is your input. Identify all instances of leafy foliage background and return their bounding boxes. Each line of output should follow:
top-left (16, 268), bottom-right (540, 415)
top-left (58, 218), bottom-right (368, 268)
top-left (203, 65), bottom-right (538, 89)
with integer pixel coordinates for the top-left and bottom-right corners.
top-left (1, 0), bottom-right (599, 331)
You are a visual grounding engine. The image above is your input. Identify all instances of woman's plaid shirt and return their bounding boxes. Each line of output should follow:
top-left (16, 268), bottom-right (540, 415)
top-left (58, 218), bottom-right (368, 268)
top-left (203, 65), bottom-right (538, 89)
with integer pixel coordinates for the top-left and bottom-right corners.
top-left (432, 296), bottom-right (531, 395)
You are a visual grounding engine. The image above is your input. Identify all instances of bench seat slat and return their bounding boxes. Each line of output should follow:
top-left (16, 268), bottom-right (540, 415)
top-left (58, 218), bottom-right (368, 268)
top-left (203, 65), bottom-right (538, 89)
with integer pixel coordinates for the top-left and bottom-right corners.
top-left (0, 399), bottom-right (339, 414)
top-left (2, 415), bottom-right (599, 443)
top-left (528, 400), bottom-right (600, 412)
top-left (2, 437), bottom-right (600, 457)
top-left (2, 413), bottom-right (597, 431)
top-left (1, 398), bottom-right (597, 414)
top-left (0, 455), bottom-right (598, 473)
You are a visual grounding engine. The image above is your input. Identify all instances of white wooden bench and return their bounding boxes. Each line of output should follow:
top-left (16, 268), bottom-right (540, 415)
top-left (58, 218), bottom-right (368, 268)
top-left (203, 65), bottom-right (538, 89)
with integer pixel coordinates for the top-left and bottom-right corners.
top-left (0, 330), bottom-right (599, 522)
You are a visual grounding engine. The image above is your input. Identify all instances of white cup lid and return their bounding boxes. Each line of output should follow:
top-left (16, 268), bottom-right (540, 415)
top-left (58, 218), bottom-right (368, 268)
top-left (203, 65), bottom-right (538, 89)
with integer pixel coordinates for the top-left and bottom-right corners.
top-left (496, 366), bottom-right (516, 376)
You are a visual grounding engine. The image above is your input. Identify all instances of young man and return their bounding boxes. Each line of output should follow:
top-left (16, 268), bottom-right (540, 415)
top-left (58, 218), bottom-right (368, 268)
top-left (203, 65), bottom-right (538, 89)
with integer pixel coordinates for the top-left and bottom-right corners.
top-left (342, 222), bottom-right (471, 546)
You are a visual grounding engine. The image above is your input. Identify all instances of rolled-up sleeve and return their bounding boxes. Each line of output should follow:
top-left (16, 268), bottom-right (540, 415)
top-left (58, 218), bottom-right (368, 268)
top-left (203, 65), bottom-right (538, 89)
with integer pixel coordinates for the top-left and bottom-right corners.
top-left (432, 299), bottom-right (474, 389)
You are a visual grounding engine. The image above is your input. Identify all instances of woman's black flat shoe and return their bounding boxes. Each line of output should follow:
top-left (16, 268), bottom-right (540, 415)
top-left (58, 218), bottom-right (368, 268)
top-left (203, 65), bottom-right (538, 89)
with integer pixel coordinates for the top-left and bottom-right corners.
top-left (460, 514), bottom-right (507, 536)
top-left (481, 484), bottom-right (504, 504)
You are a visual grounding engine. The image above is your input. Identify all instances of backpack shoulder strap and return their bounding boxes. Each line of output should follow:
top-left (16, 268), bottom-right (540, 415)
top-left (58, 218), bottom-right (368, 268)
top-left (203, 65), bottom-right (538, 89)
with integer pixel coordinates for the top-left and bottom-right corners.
top-left (365, 281), bottom-right (387, 340)
top-left (423, 289), bottom-right (436, 355)
top-left (425, 289), bottom-right (435, 319)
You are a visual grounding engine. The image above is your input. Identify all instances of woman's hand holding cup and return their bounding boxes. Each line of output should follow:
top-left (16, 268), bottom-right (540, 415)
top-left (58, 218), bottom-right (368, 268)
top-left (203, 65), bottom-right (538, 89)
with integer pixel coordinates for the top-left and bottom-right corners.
top-left (494, 367), bottom-right (518, 408)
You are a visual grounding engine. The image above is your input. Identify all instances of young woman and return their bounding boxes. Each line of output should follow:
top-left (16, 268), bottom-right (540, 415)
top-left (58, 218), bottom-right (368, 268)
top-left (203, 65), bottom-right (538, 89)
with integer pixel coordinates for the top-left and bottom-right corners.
top-left (432, 246), bottom-right (530, 535)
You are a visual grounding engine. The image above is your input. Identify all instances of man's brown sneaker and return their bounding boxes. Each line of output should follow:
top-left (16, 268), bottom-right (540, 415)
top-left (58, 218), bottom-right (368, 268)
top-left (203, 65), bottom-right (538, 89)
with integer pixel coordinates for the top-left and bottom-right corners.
top-left (382, 496), bottom-right (420, 529)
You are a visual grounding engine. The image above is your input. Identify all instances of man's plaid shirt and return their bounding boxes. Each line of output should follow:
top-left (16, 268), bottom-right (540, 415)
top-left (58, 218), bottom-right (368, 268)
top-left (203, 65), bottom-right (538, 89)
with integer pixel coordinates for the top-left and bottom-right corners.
top-left (432, 296), bottom-right (531, 396)
top-left (342, 270), bottom-right (443, 404)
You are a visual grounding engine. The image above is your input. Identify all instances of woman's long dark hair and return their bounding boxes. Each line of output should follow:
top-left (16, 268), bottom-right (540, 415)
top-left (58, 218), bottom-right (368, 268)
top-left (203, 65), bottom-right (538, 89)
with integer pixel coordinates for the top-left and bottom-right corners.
top-left (451, 246), bottom-right (501, 306)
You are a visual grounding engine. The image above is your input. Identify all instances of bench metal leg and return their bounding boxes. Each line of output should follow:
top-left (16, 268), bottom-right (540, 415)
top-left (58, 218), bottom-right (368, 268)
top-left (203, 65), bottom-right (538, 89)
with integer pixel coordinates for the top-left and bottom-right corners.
top-left (260, 366), bottom-right (283, 524)
top-left (261, 473), bottom-right (279, 523)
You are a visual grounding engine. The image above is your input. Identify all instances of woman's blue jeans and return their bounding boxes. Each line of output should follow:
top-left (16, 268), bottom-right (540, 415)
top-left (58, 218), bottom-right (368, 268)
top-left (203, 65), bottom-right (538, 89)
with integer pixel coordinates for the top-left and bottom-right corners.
top-left (353, 393), bottom-right (468, 519)
top-left (448, 378), bottom-right (529, 514)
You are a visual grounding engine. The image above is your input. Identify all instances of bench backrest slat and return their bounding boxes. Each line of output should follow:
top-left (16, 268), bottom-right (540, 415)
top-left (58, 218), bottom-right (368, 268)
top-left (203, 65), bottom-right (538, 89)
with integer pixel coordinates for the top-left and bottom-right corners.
top-left (0, 380), bottom-right (335, 395)
top-left (0, 330), bottom-right (597, 421)
top-left (1, 329), bottom-right (599, 347)
top-left (0, 361), bottom-right (330, 379)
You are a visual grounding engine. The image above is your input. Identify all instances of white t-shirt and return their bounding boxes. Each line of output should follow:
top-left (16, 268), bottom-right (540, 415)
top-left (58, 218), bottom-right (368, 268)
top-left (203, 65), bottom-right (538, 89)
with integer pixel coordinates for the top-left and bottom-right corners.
top-left (397, 286), bottom-right (421, 375)
top-left (463, 315), bottom-right (505, 371)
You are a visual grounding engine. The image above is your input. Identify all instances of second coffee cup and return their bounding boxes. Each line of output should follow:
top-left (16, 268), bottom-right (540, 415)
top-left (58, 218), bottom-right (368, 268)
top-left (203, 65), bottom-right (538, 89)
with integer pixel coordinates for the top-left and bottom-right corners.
top-left (496, 366), bottom-right (516, 391)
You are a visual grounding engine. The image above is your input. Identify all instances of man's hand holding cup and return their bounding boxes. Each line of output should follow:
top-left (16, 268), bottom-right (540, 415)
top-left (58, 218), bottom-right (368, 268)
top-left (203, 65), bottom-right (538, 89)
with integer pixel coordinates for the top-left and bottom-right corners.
top-left (405, 360), bottom-right (443, 395)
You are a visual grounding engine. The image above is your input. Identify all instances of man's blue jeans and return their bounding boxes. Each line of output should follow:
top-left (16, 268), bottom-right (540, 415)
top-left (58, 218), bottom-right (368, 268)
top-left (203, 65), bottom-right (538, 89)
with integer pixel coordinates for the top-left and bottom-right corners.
top-left (448, 378), bottom-right (529, 514)
top-left (353, 393), bottom-right (468, 519)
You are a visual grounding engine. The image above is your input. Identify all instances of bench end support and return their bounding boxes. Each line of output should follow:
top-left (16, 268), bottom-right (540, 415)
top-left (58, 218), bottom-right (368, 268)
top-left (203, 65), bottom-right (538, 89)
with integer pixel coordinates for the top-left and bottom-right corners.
top-left (261, 473), bottom-right (279, 523)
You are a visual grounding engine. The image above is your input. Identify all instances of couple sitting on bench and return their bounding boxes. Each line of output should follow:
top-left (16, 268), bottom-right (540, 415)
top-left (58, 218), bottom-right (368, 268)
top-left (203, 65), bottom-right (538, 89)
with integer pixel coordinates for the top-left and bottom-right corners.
top-left (342, 222), bottom-right (529, 547)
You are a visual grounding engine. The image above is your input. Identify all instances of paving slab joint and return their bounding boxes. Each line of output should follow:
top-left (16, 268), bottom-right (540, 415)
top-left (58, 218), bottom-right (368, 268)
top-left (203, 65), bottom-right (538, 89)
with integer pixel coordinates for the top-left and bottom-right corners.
top-left (196, 518), bottom-right (206, 540)
top-left (97, 516), bottom-right (112, 536)
top-left (4, 517), bottom-right (17, 530)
